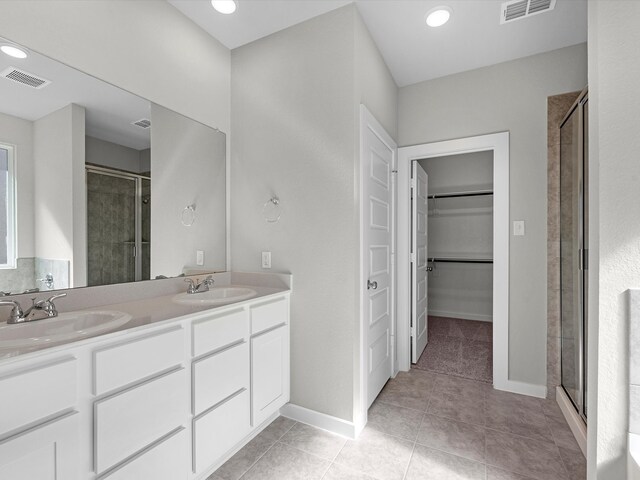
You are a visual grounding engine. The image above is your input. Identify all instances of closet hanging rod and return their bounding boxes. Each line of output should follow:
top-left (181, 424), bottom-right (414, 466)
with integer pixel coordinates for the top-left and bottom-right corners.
top-left (429, 257), bottom-right (493, 264)
top-left (429, 190), bottom-right (493, 199)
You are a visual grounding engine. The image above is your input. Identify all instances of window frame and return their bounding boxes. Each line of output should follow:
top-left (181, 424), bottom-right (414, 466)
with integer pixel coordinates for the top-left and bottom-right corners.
top-left (0, 142), bottom-right (17, 270)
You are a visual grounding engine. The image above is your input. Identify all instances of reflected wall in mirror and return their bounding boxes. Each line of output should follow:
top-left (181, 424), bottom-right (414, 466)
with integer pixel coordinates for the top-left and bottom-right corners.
top-left (0, 38), bottom-right (226, 294)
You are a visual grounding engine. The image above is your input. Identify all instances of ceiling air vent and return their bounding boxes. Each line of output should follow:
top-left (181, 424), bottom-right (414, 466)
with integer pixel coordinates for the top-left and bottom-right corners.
top-left (131, 118), bottom-right (151, 129)
top-left (0, 66), bottom-right (51, 89)
top-left (500, 0), bottom-right (556, 24)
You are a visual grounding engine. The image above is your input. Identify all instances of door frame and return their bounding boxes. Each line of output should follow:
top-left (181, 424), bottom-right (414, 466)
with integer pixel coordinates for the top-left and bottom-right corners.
top-left (357, 105), bottom-right (397, 435)
top-left (397, 132), bottom-right (510, 391)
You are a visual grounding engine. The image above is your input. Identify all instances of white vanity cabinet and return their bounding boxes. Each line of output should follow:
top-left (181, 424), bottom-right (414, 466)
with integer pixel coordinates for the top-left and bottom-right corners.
top-left (250, 297), bottom-right (290, 426)
top-left (0, 290), bottom-right (290, 480)
top-left (0, 356), bottom-right (80, 479)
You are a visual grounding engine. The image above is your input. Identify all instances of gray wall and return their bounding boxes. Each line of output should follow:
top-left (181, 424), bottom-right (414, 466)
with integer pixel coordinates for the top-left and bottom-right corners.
top-left (151, 104), bottom-right (226, 278)
top-left (231, 5), bottom-right (397, 423)
top-left (399, 43), bottom-right (588, 388)
top-left (0, 0), bottom-right (230, 135)
top-left (587, 2), bottom-right (640, 478)
top-left (86, 136), bottom-right (148, 174)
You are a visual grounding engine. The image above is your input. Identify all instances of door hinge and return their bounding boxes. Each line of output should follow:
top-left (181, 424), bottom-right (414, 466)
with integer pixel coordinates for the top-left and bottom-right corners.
top-left (410, 178), bottom-right (416, 190)
top-left (410, 252), bottom-right (416, 263)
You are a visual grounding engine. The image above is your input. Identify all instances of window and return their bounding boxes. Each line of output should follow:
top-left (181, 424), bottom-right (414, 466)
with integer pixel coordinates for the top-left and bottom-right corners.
top-left (0, 143), bottom-right (16, 268)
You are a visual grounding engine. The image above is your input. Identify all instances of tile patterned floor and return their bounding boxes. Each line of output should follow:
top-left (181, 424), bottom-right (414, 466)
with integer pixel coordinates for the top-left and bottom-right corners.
top-left (413, 316), bottom-right (493, 384)
top-left (209, 370), bottom-right (586, 480)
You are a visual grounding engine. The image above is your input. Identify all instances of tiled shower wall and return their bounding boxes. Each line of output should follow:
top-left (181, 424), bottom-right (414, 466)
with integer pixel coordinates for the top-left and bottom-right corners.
top-left (547, 91), bottom-right (582, 398)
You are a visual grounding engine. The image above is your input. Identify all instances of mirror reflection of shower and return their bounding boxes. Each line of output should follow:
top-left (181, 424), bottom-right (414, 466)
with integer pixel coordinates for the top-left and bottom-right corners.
top-left (86, 164), bottom-right (151, 286)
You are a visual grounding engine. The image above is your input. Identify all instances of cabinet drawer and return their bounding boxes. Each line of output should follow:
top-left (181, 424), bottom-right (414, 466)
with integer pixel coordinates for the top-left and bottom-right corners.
top-left (94, 368), bottom-right (187, 474)
top-left (0, 356), bottom-right (76, 434)
top-left (94, 326), bottom-right (183, 396)
top-left (193, 341), bottom-right (249, 415)
top-left (251, 298), bottom-right (287, 335)
top-left (194, 389), bottom-right (250, 474)
top-left (192, 308), bottom-right (248, 357)
top-left (104, 428), bottom-right (188, 480)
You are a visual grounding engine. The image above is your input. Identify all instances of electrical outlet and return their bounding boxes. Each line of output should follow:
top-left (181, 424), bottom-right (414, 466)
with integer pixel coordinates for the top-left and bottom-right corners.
top-left (261, 251), bottom-right (271, 269)
top-left (196, 250), bottom-right (204, 266)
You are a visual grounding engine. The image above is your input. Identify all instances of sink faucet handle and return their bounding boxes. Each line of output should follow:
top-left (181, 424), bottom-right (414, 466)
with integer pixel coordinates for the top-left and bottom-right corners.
top-left (0, 300), bottom-right (24, 323)
top-left (184, 278), bottom-right (197, 294)
top-left (47, 293), bottom-right (67, 303)
top-left (203, 275), bottom-right (214, 287)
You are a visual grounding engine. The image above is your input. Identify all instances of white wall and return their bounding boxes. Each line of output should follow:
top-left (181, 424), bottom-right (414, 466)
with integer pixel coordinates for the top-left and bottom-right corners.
top-left (231, 5), bottom-right (397, 423)
top-left (0, 112), bottom-right (34, 258)
top-left (587, 2), bottom-right (640, 479)
top-left (33, 104), bottom-right (85, 286)
top-left (86, 136), bottom-right (146, 174)
top-left (0, 1), bottom-right (230, 135)
top-left (151, 103), bottom-right (226, 278)
top-left (399, 43), bottom-right (587, 388)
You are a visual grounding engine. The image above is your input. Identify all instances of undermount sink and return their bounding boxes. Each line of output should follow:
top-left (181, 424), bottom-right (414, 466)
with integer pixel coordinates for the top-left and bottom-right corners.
top-left (172, 286), bottom-right (257, 306)
top-left (0, 310), bottom-right (132, 349)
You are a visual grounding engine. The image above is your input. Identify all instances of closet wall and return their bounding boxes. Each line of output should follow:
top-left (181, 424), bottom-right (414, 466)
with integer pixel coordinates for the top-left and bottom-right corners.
top-left (418, 151), bottom-right (494, 322)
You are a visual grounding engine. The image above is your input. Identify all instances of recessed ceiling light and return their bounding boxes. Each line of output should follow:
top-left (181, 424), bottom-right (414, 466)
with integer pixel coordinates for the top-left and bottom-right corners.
top-left (211, 0), bottom-right (237, 14)
top-left (426, 6), bottom-right (452, 27)
top-left (0, 44), bottom-right (28, 59)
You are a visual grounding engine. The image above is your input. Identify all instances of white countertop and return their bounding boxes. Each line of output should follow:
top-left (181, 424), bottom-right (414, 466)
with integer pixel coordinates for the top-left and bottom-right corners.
top-left (0, 281), bottom-right (289, 362)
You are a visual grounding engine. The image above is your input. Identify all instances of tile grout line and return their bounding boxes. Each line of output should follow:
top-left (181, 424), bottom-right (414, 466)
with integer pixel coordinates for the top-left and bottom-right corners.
top-left (236, 419), bottom-right (298, 480)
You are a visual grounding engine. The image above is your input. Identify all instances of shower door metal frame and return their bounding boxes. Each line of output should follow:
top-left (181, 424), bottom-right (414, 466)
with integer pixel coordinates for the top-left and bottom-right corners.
top-left (559, 88), bottom-right (589, 422)
top-left (85, 165), bottom-right (150, 282)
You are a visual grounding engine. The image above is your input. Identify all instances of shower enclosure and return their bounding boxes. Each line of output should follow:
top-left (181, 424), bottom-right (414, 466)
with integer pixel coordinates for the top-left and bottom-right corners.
top-left (559, 89), bottom-right (588, 421)
top-left (86, 166), bottom-right (150, 286)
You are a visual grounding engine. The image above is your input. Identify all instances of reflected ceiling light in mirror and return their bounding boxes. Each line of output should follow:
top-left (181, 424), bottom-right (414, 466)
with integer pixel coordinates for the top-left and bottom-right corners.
top-left (0, 44), bottom-right (28, 59)
top-left (425, 6), bottom-right (452, 27)
top-left (211, 0), bottom-right (237, 14)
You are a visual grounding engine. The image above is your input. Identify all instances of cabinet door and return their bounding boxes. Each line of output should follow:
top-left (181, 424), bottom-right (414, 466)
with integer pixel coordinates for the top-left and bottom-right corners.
top-left (0, 412), bottom-right (79, 480)
top-left (251, 326), bottom-right (289, 426)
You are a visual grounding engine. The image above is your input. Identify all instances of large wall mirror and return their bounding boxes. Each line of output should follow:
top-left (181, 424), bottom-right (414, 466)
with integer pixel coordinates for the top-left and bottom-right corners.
top-left (0, 38), bottom-right (226, 294)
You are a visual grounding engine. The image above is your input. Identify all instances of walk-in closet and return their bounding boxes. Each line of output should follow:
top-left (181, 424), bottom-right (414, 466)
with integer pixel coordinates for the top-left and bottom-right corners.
top-left (412, 150), bottom-right (494, 383)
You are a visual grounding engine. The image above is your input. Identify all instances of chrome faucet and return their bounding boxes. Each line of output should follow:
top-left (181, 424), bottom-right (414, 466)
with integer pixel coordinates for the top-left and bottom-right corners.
top-left (185, 275), bottom-right (214, 294)
top-left (0, 293), bottom-right (67, 324)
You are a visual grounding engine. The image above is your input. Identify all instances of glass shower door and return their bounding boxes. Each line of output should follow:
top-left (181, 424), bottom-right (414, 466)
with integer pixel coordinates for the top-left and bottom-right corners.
top-left (560, 91), bottom-right (588, 421)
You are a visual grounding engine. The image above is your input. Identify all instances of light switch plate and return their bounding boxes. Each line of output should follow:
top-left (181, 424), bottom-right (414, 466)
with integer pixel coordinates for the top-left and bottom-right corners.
top-left (513, 220), bottom-right (525, 236)
top-left (261, 251), bottom-right (271, 269)
top-left (196, 250), bottom-right (204, 266)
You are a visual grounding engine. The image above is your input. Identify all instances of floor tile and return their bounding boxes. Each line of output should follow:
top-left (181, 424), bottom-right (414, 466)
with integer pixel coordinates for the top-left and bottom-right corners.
top-left (427, 390), bottom-right (486, 426)
top-left (241, 442), bottom-right (330, 480)
top-left (213, 431), bottom-right (276, 480)
top-left (558, 446), bottom-right (586, 480)
top-left (261, 416), bottom-right (297, 442)
top-left (486, 466), bottom-right (536, 480)
top-left (434, 374), bottom-right (490, 398)
top-left (485, 393), bottom-right (553, 442)
top-left (485, 429), bottom-right (569, 480)
top-left (405, 444), bottom-right (485, 480)
top-left (367, 400), bottom-right (424, 440)
top-left (334, 428), bottom-right (414, 480)
top-left (280, 423), bottom-right (347, 460)
top-left (416, 414), bottom-right (486, 462)
top-left (541, 399), bottom-right (567, 422)
top-left (322, 463), bottom-right (377, 480)
top-left (546, 415), bottom-right (582, 452)
top-left (377, 370), bottom-right (436, 411)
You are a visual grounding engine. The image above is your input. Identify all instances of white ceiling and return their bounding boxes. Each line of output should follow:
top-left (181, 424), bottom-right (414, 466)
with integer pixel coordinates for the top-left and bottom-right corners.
top-left (0, 38), bottom-right (151, 150)
top-left (169, 0), bottom-right (587, 87)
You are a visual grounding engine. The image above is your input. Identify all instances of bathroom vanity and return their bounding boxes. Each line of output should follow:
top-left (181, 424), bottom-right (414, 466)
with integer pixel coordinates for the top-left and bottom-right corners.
top-left (0, 275), bottom-right (291, 480)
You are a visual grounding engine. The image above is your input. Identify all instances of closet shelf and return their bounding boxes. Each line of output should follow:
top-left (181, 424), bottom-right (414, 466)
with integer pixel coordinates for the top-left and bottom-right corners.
top-left (429, 190), bottom-right (493, 199)
top-left (428, 257), bottom-right (493, 264)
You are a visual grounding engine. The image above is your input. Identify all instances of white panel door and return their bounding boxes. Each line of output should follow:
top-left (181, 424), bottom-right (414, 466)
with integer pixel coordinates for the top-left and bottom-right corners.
top-left (411, 162), bottom-right (428, 363)
top-left (363, 120), bottom-right (394, 407)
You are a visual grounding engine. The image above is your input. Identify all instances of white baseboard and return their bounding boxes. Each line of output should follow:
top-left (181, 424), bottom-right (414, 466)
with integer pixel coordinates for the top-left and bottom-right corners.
top-left (493, 379), bottom-right (547, 398)
top-left (280, 403), bottom-right (357, 439)
top-left (428, 309), bottom-right (492, 323)
top-left (556, 386), bottom-right (587, 457)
